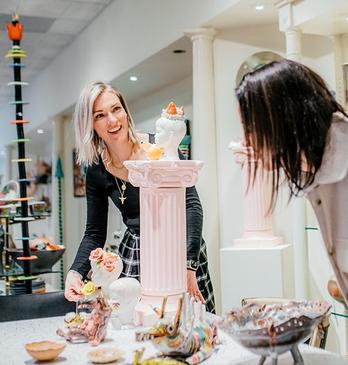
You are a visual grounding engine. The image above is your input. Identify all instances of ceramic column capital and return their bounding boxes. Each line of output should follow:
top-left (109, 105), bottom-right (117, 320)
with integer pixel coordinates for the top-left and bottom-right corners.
top-left (124, 160), bottom-right (203, 189)
top-left (184, 27), bottom-right (216, 42)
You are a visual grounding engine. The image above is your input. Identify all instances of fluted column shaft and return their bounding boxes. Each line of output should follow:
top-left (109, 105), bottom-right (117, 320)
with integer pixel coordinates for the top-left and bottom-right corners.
top-left (140, 188), bottom-right (186, 295)
top-left (276, 1), bottom-right (308, 299)
top-left (185, 27), bottom-right (220, 310)
top-left (231, 144), bottom-right (282, 247)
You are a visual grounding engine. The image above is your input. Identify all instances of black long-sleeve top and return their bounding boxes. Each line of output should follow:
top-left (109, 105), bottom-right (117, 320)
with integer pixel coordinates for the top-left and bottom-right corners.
top-left (70, 158), bottom-right (204, 278)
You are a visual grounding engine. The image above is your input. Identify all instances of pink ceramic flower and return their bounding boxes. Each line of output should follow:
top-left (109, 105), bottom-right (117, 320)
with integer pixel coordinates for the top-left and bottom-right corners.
top-left (89, 248), bottom-right (104, 262)
top-left (101, 255), bottom-right (116, 272)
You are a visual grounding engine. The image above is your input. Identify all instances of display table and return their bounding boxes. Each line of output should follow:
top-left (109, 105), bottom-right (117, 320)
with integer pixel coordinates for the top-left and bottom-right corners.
top-left (2, 316), bottom-right (348, 365)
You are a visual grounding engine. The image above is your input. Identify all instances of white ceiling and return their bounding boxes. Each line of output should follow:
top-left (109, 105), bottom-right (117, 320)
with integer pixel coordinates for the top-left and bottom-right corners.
top-left (0, 0), bottom-right (112, 105)
top-left (205, 0), bottom-right (278, 29)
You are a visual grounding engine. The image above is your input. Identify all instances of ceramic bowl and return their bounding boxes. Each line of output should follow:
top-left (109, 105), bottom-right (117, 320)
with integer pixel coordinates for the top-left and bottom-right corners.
top-left (25, 340), bottom-right (66, 361)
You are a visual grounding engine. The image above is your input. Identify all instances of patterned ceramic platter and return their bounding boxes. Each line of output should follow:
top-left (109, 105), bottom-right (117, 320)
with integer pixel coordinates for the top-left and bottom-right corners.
top-left (220, 301), bottom-right (331, 351)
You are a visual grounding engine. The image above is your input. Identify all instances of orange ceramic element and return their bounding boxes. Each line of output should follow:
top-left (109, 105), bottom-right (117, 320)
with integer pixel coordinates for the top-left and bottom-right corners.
top-left (147, 146), bottom-right (164, 160)
top-left (13, 196), bottom-right (34, 202)
top-left (16, 255), bottom-right (38, 261)
top-left (10, 120), bottom-right (30, 125)
top-left (7, 18), bottom-right (23, 41)
top-left (25, 341), bottom-right (66, 361)
top-left (165, 102), bottom-right (177, 115)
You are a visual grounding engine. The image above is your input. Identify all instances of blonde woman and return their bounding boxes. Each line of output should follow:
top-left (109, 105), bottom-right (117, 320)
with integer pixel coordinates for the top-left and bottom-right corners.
top-left (64, 81), bottom-right (215, 313)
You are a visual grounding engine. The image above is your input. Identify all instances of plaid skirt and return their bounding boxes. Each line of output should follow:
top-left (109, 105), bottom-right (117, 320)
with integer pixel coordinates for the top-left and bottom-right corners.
top-left (118, 229), bottom-right (216, 313)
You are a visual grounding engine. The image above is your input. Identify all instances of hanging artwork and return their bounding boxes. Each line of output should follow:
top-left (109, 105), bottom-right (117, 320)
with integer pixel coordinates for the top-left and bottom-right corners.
top-left (72, 149), bottom-right (87, 197)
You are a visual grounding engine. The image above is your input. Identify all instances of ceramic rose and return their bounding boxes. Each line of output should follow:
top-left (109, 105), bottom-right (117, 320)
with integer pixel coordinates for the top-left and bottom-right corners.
top-left (90, 251), bottom-right (123, 294)
top-left (154, 102), bottom-right (186, 160)
top-left (89, 248), bottom-right (104, 262)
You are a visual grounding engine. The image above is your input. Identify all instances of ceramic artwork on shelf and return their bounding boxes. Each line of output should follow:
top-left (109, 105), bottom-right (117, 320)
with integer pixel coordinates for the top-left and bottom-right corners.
top-left (143, 102), bottom-right (186, 161)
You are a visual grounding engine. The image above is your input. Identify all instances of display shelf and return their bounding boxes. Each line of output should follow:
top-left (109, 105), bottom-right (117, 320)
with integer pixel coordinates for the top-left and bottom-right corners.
top-left (0, 270), bottom-right (61, 279)
top-left (0, 15), bottom-right (53, 294)
top-left (0, 213), bottom-right (50, 225)
top-left (305, 226), bottom-right (319, 231)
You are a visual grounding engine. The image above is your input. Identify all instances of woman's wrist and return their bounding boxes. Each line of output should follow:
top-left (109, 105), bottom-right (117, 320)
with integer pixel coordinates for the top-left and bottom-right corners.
top-left (69, 270), bottom-right (83, 279)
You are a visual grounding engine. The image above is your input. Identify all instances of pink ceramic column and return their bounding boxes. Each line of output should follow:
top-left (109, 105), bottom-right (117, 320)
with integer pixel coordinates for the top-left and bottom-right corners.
top-left (140, 188), bottom-right (186, 295)
top-left (124, 160), bottom-right (203, 326)
top-left (230, 142), bottom-right (282, 247)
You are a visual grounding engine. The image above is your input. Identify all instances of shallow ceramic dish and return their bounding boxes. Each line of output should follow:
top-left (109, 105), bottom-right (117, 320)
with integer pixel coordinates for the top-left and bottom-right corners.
top-left (87, 347), bottom-right (124, 364)
top-left (25, 340), bottom-right (66, 361)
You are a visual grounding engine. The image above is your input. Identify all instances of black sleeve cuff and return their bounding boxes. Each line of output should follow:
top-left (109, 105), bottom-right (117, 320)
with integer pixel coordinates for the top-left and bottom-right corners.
top-left (187, 259), bottom-right (199, 271)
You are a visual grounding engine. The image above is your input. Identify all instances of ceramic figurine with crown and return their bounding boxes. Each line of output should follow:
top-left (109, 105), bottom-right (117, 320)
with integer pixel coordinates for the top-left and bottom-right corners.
top-left (154, 102), bottom-right (187, 160)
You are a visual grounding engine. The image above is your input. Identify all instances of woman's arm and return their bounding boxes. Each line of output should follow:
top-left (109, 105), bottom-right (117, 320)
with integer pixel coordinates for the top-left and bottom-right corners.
top-left (70, 164), bottom-right (109, 278)
top-left (185, 185), bottom-right (203, 271)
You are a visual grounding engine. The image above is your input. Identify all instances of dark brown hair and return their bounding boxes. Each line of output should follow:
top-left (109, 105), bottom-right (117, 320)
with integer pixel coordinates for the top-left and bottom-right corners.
top-left (236, 59), bottom-right (346, 205)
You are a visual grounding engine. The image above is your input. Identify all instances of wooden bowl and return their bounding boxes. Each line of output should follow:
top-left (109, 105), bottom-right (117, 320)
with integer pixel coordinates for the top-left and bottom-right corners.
top-left (25, 340), bottom-right (66, 361)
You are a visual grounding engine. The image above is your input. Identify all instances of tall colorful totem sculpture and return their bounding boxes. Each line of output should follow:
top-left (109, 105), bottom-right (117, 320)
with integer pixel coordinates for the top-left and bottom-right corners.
top-left (6, 14), bottom-right (35, 294)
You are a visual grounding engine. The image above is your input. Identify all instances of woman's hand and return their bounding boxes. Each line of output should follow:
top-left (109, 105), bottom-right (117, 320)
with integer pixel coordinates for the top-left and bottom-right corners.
top-left (64, 270), bottom-right (84, 302)
top-left (187, 269), bottom-right (205, 304)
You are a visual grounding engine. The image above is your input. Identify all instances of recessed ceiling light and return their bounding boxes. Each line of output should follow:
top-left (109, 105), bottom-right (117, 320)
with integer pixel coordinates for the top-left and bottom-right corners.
top-left (173, 49), bottom-right (186, 54)
top-left (255, 4), bottom-right (265, 10)
top-left (130, 76), bottom-right (138, 82)
top-left (37, 128), bottom-right (44, 134)
top-left (346, 16), bottom-right (348, 22)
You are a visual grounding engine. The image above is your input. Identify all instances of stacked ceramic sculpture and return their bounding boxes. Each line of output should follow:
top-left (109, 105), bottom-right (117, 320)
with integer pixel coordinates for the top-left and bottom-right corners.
top-left (5, 14), bottom-right (36, 293)
top-left (125, 102), bottom-right (203, 326)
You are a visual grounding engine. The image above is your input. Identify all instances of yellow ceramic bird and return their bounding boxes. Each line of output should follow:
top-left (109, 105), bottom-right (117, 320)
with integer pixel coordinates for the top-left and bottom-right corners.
top-left (141, 141), bottom-right (164, 161)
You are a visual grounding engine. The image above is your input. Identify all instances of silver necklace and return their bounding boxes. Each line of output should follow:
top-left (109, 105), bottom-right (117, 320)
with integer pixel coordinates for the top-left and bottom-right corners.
top-left (115, 177), bottom-right (127, 205)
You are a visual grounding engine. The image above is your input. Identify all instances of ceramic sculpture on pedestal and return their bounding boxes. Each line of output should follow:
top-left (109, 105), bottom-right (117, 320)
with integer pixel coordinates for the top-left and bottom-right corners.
top-left (142, 102), bottom-right (187, 161)
top-left (154, 102), bottom-right (187, 160)
top-left (124, 102), bottom-right (203, 326)
top-left (230, 141), bottom-right (282, 247)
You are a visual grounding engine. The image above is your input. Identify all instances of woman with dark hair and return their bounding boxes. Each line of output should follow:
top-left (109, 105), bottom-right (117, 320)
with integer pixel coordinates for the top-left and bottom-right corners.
top-left (236, 58), bottom-right (348, 306)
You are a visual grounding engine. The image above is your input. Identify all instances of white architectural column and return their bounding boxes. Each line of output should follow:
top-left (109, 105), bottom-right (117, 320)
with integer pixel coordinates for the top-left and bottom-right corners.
top-left (185, 27), bottom-right (221, 312)
top-left (331, 35), bottom-right (345, 106)
top-left (285, 27), bottom-right (302, 61)
top-left (277, 1), bottom-right (308, 300)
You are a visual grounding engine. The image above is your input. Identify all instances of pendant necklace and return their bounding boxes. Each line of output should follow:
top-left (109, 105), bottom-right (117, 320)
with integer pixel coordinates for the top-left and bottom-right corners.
top-left (115, 177), bottom-right (127, 205)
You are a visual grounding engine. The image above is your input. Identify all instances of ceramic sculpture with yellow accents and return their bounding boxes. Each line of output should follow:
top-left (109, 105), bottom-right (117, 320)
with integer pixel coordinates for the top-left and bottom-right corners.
top-left (152, 102), bottom-right (186, 161)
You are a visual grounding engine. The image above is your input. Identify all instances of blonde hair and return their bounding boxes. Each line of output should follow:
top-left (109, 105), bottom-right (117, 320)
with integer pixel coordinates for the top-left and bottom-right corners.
top-left (74, 81), bottom-right (138, 166)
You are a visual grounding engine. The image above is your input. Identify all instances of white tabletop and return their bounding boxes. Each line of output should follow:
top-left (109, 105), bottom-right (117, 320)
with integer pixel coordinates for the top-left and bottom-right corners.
top-left (1, 316), bottom-right (348, 365)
